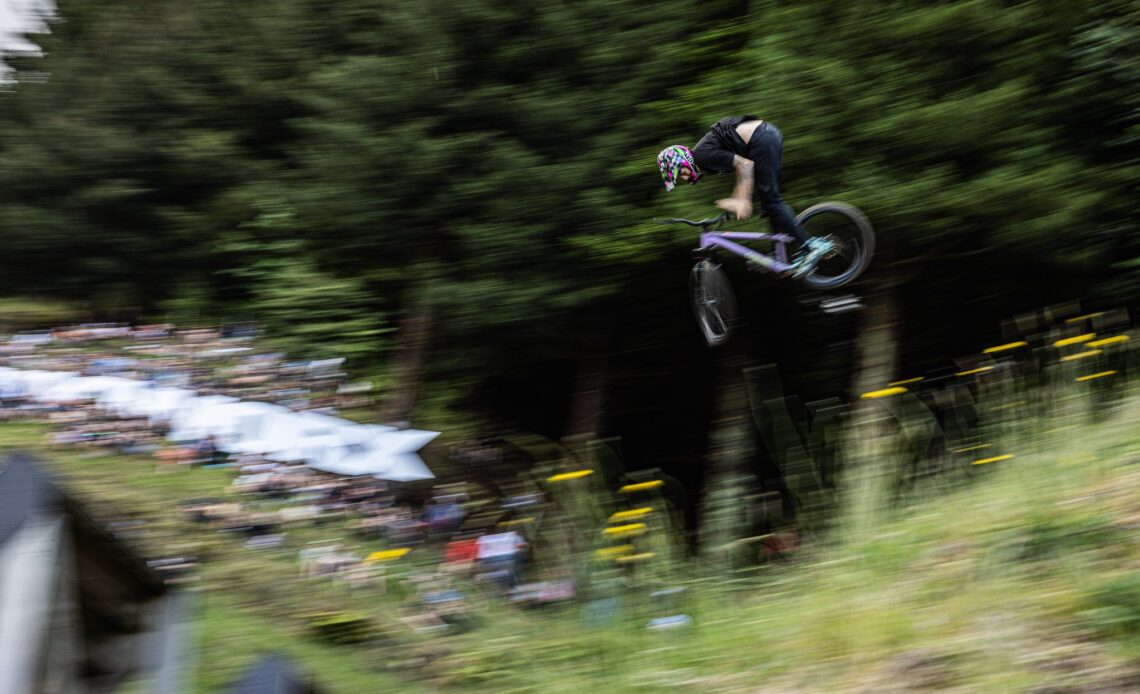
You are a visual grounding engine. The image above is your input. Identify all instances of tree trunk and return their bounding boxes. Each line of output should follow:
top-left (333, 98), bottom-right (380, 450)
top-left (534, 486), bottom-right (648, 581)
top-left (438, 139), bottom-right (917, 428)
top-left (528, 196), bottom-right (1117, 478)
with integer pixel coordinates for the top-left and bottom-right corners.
top-left (563, 348), bottom-right (609, 441)
top-left (704, 344), bottom-right (752, 477)
top-left (843, 278), bottom-right (902, 533)
top-left (697, 343), bottom-right (756, 563)
top-left (849, 280), bottom-right (901, 423)
top-left (379, 290), bottom-right (434, 425)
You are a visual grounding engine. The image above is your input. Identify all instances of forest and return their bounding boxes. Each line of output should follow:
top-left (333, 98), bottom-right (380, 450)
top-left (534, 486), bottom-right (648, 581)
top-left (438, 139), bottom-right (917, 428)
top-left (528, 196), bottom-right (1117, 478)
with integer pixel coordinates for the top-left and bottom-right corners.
top-left (2, 0), bottom-right (1137, 493)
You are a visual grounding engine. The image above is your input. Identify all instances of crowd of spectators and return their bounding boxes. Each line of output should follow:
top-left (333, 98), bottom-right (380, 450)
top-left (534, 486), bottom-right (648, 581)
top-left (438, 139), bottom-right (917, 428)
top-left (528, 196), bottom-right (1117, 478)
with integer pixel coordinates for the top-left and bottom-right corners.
top-left (0, 321), bottom-right (574, 633)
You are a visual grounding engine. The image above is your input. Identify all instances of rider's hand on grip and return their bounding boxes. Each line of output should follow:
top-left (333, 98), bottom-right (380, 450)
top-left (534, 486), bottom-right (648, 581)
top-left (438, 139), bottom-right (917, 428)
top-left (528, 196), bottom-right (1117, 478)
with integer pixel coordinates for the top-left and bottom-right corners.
top-left (715, 197), bottom-right (751, 220)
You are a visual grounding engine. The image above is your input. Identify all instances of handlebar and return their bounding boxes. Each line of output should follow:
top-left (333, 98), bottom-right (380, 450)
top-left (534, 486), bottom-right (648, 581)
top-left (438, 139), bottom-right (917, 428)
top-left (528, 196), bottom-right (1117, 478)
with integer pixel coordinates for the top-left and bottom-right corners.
top-left (655, 212), bottom-right (731, 228)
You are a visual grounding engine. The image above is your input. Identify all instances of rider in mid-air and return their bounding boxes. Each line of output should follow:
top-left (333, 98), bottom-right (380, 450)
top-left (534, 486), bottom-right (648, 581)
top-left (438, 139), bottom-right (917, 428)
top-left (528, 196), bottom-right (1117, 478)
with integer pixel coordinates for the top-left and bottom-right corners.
top-left (657, 115), bottom-right (834, 277)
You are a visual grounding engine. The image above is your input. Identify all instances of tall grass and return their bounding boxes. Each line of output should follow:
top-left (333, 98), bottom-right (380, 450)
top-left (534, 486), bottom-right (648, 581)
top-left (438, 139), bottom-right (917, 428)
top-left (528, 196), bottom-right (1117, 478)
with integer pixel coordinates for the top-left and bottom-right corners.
top-left (0, 342), bottom-right (1135, 691)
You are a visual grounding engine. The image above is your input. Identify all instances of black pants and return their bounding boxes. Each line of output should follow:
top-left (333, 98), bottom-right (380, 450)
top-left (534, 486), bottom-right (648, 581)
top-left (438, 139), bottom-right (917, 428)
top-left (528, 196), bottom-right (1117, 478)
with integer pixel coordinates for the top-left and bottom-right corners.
top-left (746, 122), bottom-right (809, 244)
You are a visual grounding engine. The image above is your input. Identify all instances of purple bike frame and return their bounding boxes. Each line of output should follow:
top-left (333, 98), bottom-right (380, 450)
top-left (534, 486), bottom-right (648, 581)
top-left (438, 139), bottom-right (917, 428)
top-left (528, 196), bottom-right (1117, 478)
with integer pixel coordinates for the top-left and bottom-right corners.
top-left (700, 231), bottom-right (798, 273)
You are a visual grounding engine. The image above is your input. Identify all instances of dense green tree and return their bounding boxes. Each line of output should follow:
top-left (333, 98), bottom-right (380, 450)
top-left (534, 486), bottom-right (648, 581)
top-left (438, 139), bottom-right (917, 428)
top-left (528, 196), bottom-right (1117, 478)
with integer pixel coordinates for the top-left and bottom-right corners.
top-left (0, 0), bottom-right (1134, 458)
top-left (277, 0), bottom-right (739, 415)
top-left (640, 1), bottom-right (1137, 388)
top-left (0, 1), bottom-right (310, 308)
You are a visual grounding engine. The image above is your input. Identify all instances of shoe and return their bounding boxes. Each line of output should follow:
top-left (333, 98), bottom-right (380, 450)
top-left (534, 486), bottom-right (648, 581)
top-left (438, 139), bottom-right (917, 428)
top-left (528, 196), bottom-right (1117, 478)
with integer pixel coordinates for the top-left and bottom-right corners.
top-left (791, 237), bottom-right (836, 279)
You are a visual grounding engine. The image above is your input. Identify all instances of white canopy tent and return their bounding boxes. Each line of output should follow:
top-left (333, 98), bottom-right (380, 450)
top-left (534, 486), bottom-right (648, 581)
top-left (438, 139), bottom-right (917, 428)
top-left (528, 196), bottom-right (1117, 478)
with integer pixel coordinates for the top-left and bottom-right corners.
top-left (38, 376), bottom-right (137, 404)
top-left (1, 366), bottom-right (438, 480)
top-left (184, 400), bottom-right (285, 449)
top-left (120, 386), bottom-right (198, 423)
top-left (215, 402), bottom-right (298, 454)
top-left (309, 428), bottom-right (439, 481)
top-left (261, 411), bottom-right (370, 463)
top-left (297, 423), bottom-right (398, 470)
top-left (318, 451), bottom-right (436, 482)
top-left (94, 378), bottom-right (153, 415)
top-left (0, 367), bottom-right (21, 395)
top-left (0, 370), bottom-right (76, 399)
top-left (166, 395), bottom-right (240, 442)
top-left (222, 409), bottom-right (302, 456)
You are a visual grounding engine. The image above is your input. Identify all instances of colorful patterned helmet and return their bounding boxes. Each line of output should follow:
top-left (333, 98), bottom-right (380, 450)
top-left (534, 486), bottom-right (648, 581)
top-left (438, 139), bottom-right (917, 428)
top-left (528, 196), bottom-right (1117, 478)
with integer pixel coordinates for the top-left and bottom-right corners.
top-left (657, 145), bottom-right (700, 191)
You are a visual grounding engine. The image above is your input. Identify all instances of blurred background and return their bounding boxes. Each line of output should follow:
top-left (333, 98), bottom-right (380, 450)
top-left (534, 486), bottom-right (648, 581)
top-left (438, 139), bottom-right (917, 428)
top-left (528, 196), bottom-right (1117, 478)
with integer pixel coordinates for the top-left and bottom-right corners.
top-left (0, 0), bottom-right (1137, 692)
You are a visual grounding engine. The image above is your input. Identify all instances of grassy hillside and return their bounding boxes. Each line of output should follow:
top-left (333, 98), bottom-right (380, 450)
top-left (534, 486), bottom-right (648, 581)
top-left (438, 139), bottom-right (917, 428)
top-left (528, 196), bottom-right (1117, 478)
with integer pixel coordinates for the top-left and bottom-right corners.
top-left (1, 391), bottom-right (1137, 692)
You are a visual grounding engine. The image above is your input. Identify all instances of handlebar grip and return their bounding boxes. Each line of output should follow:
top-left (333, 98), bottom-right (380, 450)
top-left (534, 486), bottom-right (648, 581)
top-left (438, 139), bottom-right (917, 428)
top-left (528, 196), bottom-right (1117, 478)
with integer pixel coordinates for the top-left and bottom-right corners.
top-left (655, 212), bottom-right (732, 227)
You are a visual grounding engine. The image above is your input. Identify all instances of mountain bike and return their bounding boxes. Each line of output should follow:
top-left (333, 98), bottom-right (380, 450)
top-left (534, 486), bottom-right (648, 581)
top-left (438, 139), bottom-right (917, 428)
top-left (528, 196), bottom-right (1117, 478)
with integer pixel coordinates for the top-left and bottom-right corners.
top-left (660, 202), bottom-right (875, 347)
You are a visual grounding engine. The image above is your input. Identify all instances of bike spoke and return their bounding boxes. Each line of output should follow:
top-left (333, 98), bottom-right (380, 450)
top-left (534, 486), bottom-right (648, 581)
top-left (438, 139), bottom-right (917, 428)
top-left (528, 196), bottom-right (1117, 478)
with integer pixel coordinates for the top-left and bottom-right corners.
top-left (690, 260), bottom-right (737, 346)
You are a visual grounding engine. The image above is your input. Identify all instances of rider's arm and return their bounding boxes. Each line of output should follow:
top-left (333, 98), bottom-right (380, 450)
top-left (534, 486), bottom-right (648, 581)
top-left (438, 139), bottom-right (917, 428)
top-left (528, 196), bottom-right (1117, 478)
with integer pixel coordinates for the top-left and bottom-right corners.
top-left (731, 155), bottom-right (754, 206)
top-left (717, 155), bottom-right (754, 219)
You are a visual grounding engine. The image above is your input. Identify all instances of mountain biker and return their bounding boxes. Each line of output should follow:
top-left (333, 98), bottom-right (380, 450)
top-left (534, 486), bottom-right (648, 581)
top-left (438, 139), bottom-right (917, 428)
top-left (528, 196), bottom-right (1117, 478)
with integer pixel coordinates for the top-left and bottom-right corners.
top-left (657, 116), bottom-right (834, 276)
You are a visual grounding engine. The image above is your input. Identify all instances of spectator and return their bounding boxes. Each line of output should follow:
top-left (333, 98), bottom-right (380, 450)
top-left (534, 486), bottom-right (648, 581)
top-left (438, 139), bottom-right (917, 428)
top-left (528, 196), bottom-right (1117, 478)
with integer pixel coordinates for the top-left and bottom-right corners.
top-left (475, 530), bottom-right (527, 587)
top-left (442, 535), bottom-right (480, 576)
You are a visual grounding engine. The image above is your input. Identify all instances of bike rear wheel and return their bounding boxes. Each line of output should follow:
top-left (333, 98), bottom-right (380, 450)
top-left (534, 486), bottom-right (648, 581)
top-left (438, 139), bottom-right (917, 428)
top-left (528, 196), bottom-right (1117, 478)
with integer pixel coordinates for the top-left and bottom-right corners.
top-left (689, 259), bottom-right (737, 347)
top-left (795, 202), bottom-right (875, 289)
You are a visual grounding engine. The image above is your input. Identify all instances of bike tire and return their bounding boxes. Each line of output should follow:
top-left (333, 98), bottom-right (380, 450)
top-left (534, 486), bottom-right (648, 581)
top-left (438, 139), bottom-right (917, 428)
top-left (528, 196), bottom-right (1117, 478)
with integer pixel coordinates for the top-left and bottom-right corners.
top-left (795, 202), bottom-right (876, 290)
top-left (689, 259), bottom-right (737, 347)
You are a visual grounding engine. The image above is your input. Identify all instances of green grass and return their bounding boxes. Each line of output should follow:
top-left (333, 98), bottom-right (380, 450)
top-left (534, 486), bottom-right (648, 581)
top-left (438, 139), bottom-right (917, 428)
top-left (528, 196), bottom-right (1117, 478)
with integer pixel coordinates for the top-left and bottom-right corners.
top-left (0, 422), bottom-right (424, 691)
top-left (1, 389), bottom-right (1138, 692)
top-left (0, 297), bottom-right (85, 330)
top-left (190, 591), bottom-right (413, 692)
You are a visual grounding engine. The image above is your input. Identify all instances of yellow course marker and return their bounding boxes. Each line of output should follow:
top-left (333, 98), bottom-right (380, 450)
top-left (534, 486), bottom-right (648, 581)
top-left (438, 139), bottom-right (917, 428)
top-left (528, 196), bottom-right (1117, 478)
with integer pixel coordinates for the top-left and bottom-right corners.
top-left (1065, 312), bottom-right (1103, 324)
top-left (595, 545), bottom-right (633, 559)
top-left (547, 469), bottom-right (593, 482)
top-left (609, 507), bottom-right (652, 522)
top-left (1053, 333), bottom-right (1095, 348)
top-left (888, 377), bottom-right (924, 386)
top-left (972, 454), bottom-right (1014, 466)
top-left (860, 387), bottom-right (907, 399)
top-left (1088, 335), bottom-right (1129, 348)
top-left (1076, 370), bottom-right (1117, 382)
top-left (603, 523), bottom-right (648, 537)
top-left (1060, 350), bottom-right (1101, 362)
top-left (366, 548), bottom-right (411, 562)
top-left (983, 341), bottom-right (1028, 354)
top-left (619, 480), bottom-right (663, 493)
top-left (955, 366), bottom-right (994, 377)
top-left (615, 552), bottom-right (655, 563)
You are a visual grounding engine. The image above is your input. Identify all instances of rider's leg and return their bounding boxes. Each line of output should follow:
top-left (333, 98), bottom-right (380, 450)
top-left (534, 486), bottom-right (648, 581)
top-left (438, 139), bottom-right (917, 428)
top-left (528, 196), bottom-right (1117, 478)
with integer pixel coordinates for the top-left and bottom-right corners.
top-left (747, 122), bottom-right (809, 245)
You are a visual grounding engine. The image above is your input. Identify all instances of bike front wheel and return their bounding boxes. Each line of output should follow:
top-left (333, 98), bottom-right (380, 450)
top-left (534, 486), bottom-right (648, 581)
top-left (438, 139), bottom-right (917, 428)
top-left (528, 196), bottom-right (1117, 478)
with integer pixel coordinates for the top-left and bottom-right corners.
top-left (795, 202), bottom-right (876, 290)
top-left (689, 259), bottom-right (737, 347)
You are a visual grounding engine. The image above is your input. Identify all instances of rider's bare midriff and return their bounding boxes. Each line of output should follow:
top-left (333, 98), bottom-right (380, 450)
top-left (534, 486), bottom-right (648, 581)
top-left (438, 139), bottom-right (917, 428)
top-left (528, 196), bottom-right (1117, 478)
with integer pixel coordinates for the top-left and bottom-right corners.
top-left (734, 119), bottom-right (764, 145)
